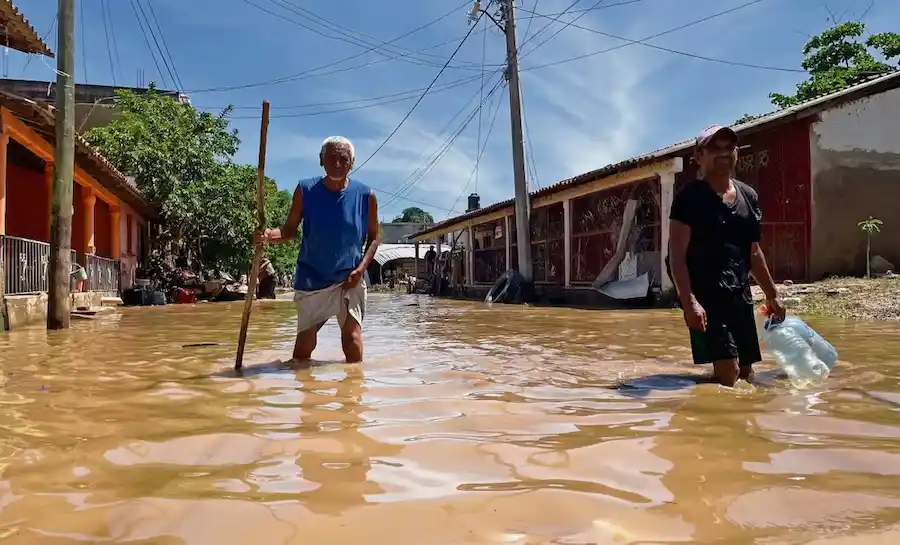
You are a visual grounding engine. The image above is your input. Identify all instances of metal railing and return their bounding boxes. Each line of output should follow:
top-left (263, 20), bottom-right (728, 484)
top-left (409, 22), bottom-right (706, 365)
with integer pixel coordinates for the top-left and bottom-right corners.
top-left (85, 254), bottom-right (120, 293)
top-left (1, 235), bottom-right (81, 295)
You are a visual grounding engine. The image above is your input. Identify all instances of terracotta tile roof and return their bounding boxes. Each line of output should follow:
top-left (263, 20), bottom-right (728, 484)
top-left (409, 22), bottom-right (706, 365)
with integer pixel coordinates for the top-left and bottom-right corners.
top-left (0, 90), bottom-right (156, 218)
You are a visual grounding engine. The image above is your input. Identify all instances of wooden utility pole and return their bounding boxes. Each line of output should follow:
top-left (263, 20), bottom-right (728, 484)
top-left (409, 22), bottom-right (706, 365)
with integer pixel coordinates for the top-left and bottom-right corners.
top-left (47, 0), bottom-right (76, 329)
top-left (501, 0), bottom-right (533, 285)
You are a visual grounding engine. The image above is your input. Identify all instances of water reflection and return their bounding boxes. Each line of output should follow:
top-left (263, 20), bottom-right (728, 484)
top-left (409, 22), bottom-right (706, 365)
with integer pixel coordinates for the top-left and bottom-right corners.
top-left (0, 294), bottom-right (898, 543)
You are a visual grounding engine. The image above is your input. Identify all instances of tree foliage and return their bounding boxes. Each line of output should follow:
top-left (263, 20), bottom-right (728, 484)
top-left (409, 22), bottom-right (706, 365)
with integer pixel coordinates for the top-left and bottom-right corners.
top-left (392, 206), bottom-right (434, 224)
top-left (770, 22), bottom-right (900, 108)
top-left (84, 87), bottom-right (296, 274)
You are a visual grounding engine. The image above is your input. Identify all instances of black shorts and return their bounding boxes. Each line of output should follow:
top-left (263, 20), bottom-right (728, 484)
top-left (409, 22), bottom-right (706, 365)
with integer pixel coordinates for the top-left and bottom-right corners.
top-left (688, 300), bottom-right (762, 367)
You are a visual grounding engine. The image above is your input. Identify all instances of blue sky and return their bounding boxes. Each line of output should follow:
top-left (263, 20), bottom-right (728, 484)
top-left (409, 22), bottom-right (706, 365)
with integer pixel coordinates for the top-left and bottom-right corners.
top-left (7, 0), bottom-right (899, 222)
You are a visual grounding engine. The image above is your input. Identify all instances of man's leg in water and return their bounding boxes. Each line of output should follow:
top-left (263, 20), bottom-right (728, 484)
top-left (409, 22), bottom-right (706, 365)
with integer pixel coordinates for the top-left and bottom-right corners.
top-left (292, 322), bottom-right (325, 361)
top-left (692, 302), bottom-right (760, 386)
top-left (340, 316), bottom-right (363, 363)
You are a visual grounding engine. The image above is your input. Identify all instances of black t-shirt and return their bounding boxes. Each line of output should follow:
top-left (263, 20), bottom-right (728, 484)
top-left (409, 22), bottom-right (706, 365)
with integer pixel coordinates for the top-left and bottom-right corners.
top-left (669, 178), bottom-right (762, 306)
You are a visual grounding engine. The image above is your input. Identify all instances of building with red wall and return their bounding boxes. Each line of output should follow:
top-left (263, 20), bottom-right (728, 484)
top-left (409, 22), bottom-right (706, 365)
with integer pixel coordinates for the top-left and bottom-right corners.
top-left (412, 71), bottom-right (900, 303)
top-left (0, 92), bottom-right (155, 296)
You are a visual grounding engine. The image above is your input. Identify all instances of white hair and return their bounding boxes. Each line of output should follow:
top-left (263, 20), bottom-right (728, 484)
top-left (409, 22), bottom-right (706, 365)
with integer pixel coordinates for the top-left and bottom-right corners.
top-left (320, 136), bottom-right (355, 161)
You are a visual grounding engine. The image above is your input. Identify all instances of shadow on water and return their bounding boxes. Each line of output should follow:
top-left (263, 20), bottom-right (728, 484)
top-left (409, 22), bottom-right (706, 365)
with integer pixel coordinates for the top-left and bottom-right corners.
top-left (1, 294), bottom-right (900, 543)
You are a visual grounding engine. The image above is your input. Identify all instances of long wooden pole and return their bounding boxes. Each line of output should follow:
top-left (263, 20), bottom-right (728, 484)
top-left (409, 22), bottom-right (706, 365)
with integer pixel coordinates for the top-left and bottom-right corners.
top-left (235, 100), bottom-right (270, 370)
top-left (48, 0), bottom-right (76, 330)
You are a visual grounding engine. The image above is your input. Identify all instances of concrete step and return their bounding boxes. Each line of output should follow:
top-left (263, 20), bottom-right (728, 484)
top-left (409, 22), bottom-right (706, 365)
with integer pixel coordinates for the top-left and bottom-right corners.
top-left (101, 296), bottom-right (124, 307)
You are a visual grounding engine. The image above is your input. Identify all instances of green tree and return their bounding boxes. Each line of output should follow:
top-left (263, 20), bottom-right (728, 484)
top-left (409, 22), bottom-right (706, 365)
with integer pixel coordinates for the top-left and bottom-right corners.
top-left (84, 87), bottom-right (273, 273)
top-left (264, 183), bottom-right (300, 274)
top-left (392, 206), bottom-right (434, 224)
top-left (770, 22), bottom-right (900, 108)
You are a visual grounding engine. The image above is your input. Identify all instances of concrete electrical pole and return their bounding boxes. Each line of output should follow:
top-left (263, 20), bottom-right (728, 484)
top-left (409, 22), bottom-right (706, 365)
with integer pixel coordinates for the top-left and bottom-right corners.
top-left (500, 0), bottom-right (533, 286)
top-left (472, 0), bottom-right (533, 290)
top-left (48, 0), bottom-right (76, 329)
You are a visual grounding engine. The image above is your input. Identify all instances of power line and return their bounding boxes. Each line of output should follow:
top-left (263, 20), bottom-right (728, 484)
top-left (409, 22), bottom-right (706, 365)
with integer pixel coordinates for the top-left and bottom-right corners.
top-left (519, 0), bottom-right (541, 46)
top-left (129, 0), bottom-right (169, 87)
top-left (381, 74), bottom-right (505, 209)
top-left (80, 0), bottom-right (88, 82)
top-left (376, 69), bottom-right (504, 201)
top-left (106, 0), bottom-right (123, 83)
top-left (143, 0), bottom-right (186, 90)
top-left (476, 14), bottom-right (488, 193)
top-left (101, 0), bottom-right (117, 85)
top-left (22, 16), bottom-right (56, 72)
top-left (519, 0), bottom-right (802, 73)
top-left (520, 84), bottom-right (541, 190)
top-left (521, 0), bottom-right (608, 60)
top-left (245, 0), bottom-right (492, 71)
top-left (352, 11), bottom-right (487, 175)
top-left (445, 84), bottom-right (506, 219)
top-left (133, 0), bottom-right (182, 90)
top-left (197, 72), bottom-right (488, 113)
top-left (518, 0), bottom-right (586, 53)
top-left (187, 1), bottom-right (483, 93)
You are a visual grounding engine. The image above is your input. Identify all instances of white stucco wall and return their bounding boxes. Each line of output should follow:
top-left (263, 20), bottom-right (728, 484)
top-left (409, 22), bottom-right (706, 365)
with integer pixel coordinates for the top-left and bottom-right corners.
top-left (809, 86), bottom-right (900, 277)
top-left (813, 87), bottom-right (900, 157)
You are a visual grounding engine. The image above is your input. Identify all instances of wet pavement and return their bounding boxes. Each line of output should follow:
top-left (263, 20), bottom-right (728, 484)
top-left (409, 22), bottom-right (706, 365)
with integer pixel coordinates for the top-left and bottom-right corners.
top-left (1, 294), bottom-right (899, 544)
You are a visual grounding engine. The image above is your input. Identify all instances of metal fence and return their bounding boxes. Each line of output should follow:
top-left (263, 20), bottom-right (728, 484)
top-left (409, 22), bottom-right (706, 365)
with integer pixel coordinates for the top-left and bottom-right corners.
top-left (85, 254), bottom-right (120, 293)
top-left (0, 236), bottom-right (92, 296)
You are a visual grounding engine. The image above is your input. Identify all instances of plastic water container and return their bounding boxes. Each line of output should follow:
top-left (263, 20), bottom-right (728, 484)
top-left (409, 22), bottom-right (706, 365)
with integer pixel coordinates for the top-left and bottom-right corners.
top-left (757, 306), bottom-right (838, 389)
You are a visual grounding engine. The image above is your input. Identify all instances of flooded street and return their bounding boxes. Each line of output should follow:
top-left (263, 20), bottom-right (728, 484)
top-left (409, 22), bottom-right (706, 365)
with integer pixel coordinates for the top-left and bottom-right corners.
top-left (2, 295), bottom-right (900, 544)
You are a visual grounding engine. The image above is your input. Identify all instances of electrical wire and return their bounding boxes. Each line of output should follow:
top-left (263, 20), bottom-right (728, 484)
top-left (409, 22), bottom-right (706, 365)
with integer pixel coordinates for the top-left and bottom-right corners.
top-left (250, 0), bottom-right (492, 70)
top-left (80, 0), bottom-right (88, 82)
top-left (129, 0), bottom-right (169, 87)
top-left (106, 0), bottom-right (123, 83)
top-left (134, 0), bottom-right (182, 90)
top-left (22, 15), bottom-right (56, 72)
top-left (187, 1), bottom-right (483, 94)
top-left (520, 0), bottom-right (608, 60)
top-left (352, 11), bottom-right (486, 175)
top-left (197, 72), bottom-right (488, 113)
top-left (144, 0), bottom-right (186, 90)
top-left (476, 14), bottom-right (488, 194)
top-left (376, 69), bottom-right (504, 200)
top-left (520, 0), bottom-right (802, 73)
top-left (381, 77), bottom-right (505, 211)
top-left (518, 0), bottom-right (586, 53)
top-left (444, 85), bottom-right (506, 219)
top-left (519, 0), bottom-right (540, 46)
top-left (101, 0), bottom-right (117, 85)
top-left (520, 84), bottom-right (541, 190)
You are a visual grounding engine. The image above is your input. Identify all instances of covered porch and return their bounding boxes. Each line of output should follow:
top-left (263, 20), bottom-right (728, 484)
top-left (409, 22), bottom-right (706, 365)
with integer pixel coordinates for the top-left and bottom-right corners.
top-left (0, 93), bottom-right (153, 296)
top-left (411, 157), bottom-right (683, 303)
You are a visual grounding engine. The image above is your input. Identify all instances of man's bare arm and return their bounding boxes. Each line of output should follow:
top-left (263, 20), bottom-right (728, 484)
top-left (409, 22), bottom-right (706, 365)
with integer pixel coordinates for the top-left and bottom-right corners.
top-left (263, 187), bottom-right (303, 244)
top-left (357, 191), bottom-right (381, 271)
top-left (669, 220), bottom-right (694, 306)
top-left (750, 242), bottom-right (778, 300)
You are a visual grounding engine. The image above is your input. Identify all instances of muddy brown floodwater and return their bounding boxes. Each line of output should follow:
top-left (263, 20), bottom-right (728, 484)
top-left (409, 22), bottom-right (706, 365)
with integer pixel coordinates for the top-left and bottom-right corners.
top-left (1, 294), bottom-right (900, 544)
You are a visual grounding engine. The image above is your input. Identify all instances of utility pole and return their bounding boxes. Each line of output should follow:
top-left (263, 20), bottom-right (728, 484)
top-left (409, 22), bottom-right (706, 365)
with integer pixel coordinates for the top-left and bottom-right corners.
top-left (500, 0), bottom-right (533, 287)
top-left (48, 0), bottom-right (76, 329)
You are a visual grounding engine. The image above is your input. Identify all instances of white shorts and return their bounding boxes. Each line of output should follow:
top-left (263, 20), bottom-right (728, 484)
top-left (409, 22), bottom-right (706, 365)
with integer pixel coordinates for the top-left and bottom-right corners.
top-left (293, 280), bottom-right (366, 333)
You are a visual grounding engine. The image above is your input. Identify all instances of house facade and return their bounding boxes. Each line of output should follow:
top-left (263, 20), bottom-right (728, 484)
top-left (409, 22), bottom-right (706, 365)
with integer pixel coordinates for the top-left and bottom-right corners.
top-left (0, 93), bottom-right (155, 300)
top-left (412, 71), bottom-right (900, 301)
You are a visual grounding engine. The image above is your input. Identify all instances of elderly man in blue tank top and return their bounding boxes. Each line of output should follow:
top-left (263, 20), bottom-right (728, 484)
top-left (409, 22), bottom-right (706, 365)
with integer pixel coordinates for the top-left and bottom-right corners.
top-left (254, 136), bottom-right (380, 363)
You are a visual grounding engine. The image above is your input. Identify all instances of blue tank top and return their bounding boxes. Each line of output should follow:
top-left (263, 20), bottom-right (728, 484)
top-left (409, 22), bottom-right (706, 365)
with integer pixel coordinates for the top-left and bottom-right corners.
top-left (294, 177), bottom-right (371, 291)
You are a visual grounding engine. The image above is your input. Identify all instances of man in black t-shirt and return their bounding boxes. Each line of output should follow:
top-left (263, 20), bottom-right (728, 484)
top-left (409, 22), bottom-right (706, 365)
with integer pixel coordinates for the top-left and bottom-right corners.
top-left (668, 125), bottom-right (785, 386)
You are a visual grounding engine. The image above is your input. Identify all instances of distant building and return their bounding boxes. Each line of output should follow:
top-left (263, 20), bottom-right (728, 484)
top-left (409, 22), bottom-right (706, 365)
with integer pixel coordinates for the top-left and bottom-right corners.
top-left (0, 78), bottom-right (189, 133)
top-left (380, 222), bottom-right (434, 244)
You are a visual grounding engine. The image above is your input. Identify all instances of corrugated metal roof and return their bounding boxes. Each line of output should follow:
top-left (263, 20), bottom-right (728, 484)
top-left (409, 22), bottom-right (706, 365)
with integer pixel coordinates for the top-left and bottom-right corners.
top-left (413, 70), bottom-right (900, 240)
top-left (373, 244), bottom-right (433, 266)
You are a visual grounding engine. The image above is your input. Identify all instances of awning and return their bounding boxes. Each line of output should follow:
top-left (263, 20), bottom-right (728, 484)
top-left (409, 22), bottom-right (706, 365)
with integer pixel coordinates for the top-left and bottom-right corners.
top-left (373, 243), bottom-right (439, 266)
